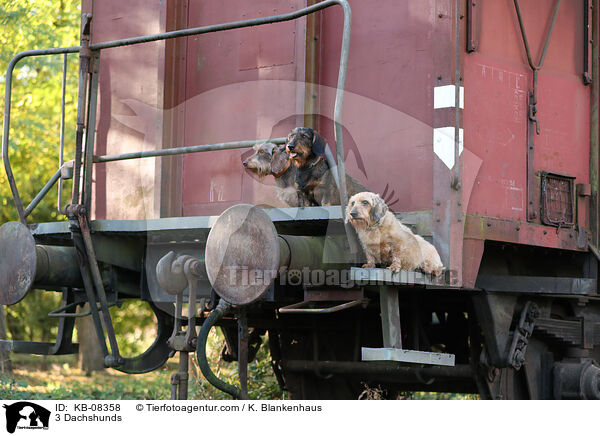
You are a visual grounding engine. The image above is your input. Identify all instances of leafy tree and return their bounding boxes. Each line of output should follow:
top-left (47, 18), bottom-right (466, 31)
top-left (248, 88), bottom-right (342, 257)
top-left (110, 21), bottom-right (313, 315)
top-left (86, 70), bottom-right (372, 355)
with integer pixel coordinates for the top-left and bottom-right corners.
top-left (0, 1), bottom-right (165, 374)
top-left (0, 0), bottom-right (79, 368)
top-left (0, 0), bottom-right (80, 223)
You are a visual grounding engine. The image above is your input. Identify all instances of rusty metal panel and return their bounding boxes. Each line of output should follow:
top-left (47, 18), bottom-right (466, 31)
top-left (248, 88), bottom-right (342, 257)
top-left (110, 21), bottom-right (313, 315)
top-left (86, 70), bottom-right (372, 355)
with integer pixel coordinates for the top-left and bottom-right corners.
top-left (464, 0), bottom-right (590, 249)
top-left (464, 214), bottom-right (584, 251)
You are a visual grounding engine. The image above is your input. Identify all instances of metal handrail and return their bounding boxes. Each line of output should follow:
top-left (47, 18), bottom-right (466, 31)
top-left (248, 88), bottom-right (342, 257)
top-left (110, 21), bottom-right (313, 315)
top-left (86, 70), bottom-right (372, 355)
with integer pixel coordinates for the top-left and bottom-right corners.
top-left (94, 137), bottom-right (287, 163)
top-left (2, 47), bottom-right (80, 223)
top-left (2, 0), bottom-right (352, 223)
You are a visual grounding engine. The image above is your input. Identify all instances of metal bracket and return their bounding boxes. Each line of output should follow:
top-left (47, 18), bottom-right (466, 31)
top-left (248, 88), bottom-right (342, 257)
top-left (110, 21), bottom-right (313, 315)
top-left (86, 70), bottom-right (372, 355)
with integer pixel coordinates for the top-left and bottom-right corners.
top-left (155, 252), bottom-right (205, 399)
top-left (506, 301), bottom-right (539, 370)
top-left (278, 298), bottom-right (368, 314)
top-left (466, 0), bottom-right (479, 52)
top-left (278, 287), bottom-right (368, 314)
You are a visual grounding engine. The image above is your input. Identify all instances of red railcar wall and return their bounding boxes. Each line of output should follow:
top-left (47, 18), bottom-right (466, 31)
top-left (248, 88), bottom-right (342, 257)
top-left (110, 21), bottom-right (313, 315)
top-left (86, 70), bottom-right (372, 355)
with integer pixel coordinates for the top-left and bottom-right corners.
top-left (180, 0), bottom-right (307, 216)
top-left (464, 0), bottom-right (590, 222)
top-left (87, 0), bottom-right (443, 219)
top-left (178, 0), bottom-right (440, 216)
top-left (317, 0), bottom-right (437, 213)
top-left (86, 0), bottom-right (166, 220)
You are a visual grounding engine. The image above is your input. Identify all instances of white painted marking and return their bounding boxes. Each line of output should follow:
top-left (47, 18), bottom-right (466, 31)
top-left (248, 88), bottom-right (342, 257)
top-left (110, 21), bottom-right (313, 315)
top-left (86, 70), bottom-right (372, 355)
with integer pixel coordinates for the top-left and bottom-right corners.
top-left (433, 127), bottom-right (463, 169)
top-left (433, 85), bottom-right (464, 109)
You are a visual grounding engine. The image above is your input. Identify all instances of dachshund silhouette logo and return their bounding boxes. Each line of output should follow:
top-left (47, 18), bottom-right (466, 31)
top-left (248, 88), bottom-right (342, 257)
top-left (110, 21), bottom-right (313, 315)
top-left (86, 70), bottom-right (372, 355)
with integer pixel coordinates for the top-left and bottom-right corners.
top-left (3, 402), bottom-right (50, 433)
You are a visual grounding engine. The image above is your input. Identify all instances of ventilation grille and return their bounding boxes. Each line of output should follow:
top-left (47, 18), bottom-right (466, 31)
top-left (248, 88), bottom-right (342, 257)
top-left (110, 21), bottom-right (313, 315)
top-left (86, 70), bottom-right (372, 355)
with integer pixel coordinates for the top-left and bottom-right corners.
top-left (541, 172), bottom-right (575, 227)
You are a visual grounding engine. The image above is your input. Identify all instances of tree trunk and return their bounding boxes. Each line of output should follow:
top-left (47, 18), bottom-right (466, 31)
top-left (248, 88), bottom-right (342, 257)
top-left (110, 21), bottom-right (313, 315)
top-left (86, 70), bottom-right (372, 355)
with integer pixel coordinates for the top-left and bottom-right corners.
top-left (76, 304), bottom-right (105, 375)
top-left (0, 306), bottom-right (11, 373)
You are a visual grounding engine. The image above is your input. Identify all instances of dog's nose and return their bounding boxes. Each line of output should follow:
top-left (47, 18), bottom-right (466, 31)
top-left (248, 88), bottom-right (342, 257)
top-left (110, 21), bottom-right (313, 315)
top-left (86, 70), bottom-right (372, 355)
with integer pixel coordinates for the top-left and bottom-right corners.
top-left (287, 143), bottom-right (295, 151)
top-left (350, 209), bottom-right (359, 218)
top-left (242, 160), bottom-right (248, 167)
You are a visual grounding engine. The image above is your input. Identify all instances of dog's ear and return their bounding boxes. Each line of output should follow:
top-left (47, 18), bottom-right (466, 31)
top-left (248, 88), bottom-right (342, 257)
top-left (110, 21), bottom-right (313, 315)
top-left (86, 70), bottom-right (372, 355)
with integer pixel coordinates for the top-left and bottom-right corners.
top-left (270, 145), bottom-right (289, 174)
top-left (311, 130), bottom-right (326, 156)
top-left (370, 195), bottom-right (389, 223)
top-left (263, 142), bottom-right (275, 155)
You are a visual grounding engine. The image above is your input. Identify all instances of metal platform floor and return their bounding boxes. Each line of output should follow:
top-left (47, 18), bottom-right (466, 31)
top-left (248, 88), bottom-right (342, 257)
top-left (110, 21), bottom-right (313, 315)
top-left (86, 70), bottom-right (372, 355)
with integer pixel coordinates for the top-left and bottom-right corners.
top-left (29, 206), bottom-right (432, 244)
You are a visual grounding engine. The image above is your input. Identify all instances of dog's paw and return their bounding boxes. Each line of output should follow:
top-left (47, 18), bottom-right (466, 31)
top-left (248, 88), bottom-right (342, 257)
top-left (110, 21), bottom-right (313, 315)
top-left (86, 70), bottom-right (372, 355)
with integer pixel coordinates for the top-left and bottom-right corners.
top-left (387, 263), bottom-right (403, 273)
top-left (362, 263), bottom-right (376, 269)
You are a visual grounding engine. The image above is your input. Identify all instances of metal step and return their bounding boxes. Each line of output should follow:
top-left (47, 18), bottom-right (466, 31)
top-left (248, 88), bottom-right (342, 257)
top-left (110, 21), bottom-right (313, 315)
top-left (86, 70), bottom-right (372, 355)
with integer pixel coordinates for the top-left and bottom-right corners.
top-left (361, 279), bottom-right (455, 367)
top-left (362, 347), bottom-right (455, 366)
top-left (350, 266), bottom-right (445, 287)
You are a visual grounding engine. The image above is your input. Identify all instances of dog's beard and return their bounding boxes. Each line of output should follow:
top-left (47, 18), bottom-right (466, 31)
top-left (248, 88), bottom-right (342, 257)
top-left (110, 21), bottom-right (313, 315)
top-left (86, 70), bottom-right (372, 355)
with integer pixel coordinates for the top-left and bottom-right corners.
top-left (347, 216), bottom-right (368, 231)
top-left (245, 161), bottom-right (271, 178)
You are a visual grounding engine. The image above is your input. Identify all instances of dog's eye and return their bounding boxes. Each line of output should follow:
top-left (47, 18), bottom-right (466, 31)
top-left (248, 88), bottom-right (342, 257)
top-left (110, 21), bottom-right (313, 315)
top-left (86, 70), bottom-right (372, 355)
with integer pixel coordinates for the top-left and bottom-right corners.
top-left (351, 201), bottom-right (355, 206)
top-left (362, 200), bottom-right (369, 206)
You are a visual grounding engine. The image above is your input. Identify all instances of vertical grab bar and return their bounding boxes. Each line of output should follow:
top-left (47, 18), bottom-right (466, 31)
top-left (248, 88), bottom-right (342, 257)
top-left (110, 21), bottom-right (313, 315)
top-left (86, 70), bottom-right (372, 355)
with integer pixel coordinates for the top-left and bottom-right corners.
top-left (58, 53), bottom-right (68, 214)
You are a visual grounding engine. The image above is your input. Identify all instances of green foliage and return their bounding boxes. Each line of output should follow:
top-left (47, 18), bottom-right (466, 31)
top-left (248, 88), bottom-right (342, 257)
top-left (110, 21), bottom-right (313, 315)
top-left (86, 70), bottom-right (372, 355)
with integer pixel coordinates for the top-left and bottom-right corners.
top-left (0, 0), bottom-right (79, 347)
top-left (399, 391), bottom-right (479, 400)
top-left (5, 291), bottom-right (61, 343)
top-left (0, 0), bottom-right (80, 224)
top-left (108, 300), bottom-right (158, 357)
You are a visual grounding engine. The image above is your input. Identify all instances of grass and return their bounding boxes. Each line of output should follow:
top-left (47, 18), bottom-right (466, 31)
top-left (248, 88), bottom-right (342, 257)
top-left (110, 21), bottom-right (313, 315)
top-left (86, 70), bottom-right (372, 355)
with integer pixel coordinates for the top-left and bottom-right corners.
top-left (0, 329), bottom-right (284, 400)
top-left (0, 329), bottom-right (478, 400)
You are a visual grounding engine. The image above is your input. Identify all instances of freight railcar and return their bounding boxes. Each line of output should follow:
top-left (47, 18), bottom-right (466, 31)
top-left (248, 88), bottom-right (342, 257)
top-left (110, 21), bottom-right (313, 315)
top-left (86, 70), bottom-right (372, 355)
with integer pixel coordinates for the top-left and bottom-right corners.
top-left (1, 0), bottom-right (599, 399)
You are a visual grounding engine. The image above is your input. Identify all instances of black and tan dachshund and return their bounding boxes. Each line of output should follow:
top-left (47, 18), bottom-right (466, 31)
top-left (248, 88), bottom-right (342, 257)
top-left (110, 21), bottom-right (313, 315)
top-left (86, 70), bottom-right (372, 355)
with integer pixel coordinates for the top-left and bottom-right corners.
top-left (285, 127), bottom-right (366, 206)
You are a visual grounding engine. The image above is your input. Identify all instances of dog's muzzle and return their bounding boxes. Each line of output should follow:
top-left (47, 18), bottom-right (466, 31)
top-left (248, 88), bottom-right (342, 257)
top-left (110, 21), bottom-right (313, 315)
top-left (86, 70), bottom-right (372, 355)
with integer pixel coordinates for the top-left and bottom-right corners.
top-left (286, 143), bottom-right (298, 158)
top-left (349, 209), bottom-right (359, 219)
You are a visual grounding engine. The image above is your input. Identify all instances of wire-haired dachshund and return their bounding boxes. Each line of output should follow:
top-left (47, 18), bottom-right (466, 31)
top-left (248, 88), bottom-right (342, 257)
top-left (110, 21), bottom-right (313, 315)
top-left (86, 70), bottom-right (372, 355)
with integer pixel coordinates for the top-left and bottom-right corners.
top-left (345, 191), bottom-right (444, 275)
top-left (242, 142), bottom-right (303, 207)
top-left (285, 127), bottom-right (366, 206)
